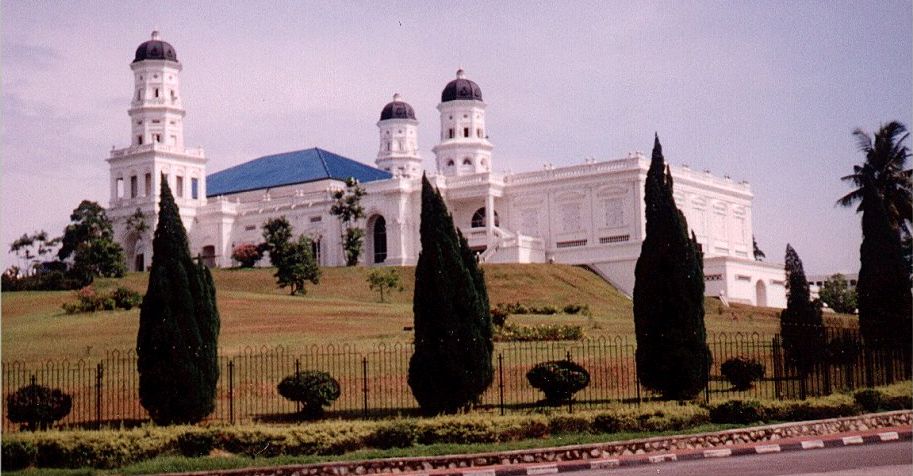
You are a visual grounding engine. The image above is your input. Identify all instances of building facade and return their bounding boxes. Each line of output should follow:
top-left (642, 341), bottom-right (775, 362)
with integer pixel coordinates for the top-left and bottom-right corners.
top-left (108, 32), bottom-right (787, 308)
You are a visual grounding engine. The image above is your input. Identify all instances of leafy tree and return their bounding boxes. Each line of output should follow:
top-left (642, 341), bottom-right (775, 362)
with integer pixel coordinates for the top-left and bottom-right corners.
top-left (752, 235), bottom-right (766, 261)
top-left (125, 208), bottom-right (149, 235)
top-left (275, 235), bottom-right (320, 295)
top-left (837, 121), bottom-right (912, 362)
top-left (137, 180), bottom-right (220, 425)
top-left (779, 244), bottom-right (825, 374)
top-left (276, 371), bottom-right (340, 419)
top-left (632, 134), bottom-right (710, 401)
top-left (408, 174), bottom-right (494, 415)
top-left (330, 177), bottom-right (367, 266)
top-left (818, 274), bottom-right (857, 314)
top-left (260, 217), bottom-right (294, 267)
top-left (9, 231), bottom-right (60, 274)
top-left (366, 268), bottom-right (403, 302)
top-left (58, 201), bottom-right (126, 283)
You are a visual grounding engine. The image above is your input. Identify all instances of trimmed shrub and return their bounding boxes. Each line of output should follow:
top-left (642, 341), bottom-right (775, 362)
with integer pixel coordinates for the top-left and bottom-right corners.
top-left (6, 383), bottom-right (72, 431)
top-left (494, 323), bottom-right (584, 342)
top-left (530, 305), bottom-right (559, 315)
top-left (491, 306), bottom-right (509, 327)
top-left (527, 360), bottom-right (591, 405)
top-left (2, 439), bottom-right (37, 471)
top-left (720, 357), bottom-right (765, 390)
top-left (176, 430), bottom-right (216, 457)
top-left (277, 371), bottom-right (341, 419)
top-left (231, 242), bottom-right (263, 268)
top-left (709, 400), bottom-right (764, 424)
top-left (367, 420), bottom-right (418, 449)
top-left (854, 389), bottom-right (883, 413)
top-left (548, 413), bottom-right (593, 434)
top-left (111, 287), bottom-right (142, 310)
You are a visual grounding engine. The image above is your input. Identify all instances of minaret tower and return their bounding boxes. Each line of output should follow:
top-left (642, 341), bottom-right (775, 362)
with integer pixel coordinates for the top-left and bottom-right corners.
top-left (375, 93), bottom-right (422, 178)
top-left (432, 69), bottom-right (493, 176)
top-left (107, 31), bottom-right (208, 271)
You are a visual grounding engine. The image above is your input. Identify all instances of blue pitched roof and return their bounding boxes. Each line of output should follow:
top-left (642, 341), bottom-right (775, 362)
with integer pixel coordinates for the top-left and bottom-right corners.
top-left (206, 148), bottom-right (392, 197)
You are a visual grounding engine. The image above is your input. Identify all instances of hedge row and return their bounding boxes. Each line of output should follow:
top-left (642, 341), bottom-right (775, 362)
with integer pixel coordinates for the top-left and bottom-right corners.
top-left (3, 382), bottom-right (910, 471)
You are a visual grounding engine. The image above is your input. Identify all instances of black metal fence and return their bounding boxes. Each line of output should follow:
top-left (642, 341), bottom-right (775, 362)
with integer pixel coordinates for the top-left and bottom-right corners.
top-left (3, 329), bottom-right (909, 431)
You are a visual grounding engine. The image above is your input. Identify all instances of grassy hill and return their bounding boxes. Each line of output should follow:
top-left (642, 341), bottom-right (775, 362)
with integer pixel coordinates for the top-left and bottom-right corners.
top-left (1, 264), bottom-right (855, 363)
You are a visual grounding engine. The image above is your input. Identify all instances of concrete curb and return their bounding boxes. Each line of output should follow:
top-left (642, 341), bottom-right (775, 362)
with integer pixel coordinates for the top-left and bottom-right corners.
top-left (172, 410), bottom-right (912, 476)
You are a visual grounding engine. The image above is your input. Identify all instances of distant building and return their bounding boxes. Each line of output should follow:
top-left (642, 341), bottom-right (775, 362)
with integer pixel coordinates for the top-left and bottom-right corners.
top-left (107, 32), bottom-right (787, 308)
top-left (808, 272), bottom-right (858, 301)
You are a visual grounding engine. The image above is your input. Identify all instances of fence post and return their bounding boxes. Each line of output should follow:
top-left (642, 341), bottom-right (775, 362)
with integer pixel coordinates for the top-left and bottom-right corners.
top-left (497, 353), bottom-right (505, 416)
top-left (228, 360), bottom-right (235, 425)
top-left (361, 356), bottom-right (369, 419)
top-left (772, 336), bottom-right (783, 398)
top-left (295, 359), bottom-right (301, 414)
top-left (566, 351), bottom-right (573, 413)
top-left (95, 363), bottom-right (104, 429)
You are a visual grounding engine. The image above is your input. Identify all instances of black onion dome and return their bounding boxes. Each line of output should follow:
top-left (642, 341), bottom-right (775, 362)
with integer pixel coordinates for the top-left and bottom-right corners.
top-left (441, 69), bottom-right (482, 102)
top-left (133, 31), bottom-right (179, 63)
top-left (379, 93), bottom-right (416, 120)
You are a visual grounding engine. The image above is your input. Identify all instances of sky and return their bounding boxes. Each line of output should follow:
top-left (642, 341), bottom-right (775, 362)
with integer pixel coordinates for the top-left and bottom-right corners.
top-left (2, 1), bottom-right (911, 274)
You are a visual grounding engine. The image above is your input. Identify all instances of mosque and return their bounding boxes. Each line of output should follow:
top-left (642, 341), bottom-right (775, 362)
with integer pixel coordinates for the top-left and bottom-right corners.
top-left (106, 32), bottom-right (787, 308)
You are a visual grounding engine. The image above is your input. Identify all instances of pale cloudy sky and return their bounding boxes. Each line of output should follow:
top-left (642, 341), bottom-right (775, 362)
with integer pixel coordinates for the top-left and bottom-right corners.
top-left (2, 1), bottom-right (910, 274)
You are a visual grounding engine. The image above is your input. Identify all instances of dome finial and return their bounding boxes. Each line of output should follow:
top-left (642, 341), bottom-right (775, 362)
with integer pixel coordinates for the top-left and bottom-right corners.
top-left (456, 68), bottom-right (465, 79)
top-left (393, 92), bottom-right (402, 101)
top-left (151, 29), bottom-right (161, 40)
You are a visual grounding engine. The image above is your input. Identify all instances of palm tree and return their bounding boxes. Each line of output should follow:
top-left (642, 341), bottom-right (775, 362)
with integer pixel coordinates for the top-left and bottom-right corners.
top-left (837, 121), bottom-right (912, 235)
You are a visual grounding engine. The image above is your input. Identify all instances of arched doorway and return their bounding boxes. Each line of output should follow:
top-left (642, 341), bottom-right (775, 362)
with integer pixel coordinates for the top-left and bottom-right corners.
top-left (471, 207), bottom-right (500, 228)
top-left (755, 280), bottom-right (767, 307)
top-left (201, 245), bottom-right (216, 268)
top-left (368, 215), bottom-right (387, 264)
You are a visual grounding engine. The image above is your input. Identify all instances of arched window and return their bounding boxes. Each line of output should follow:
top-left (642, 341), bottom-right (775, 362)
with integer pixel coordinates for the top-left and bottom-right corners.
top-left (201, 245), bottom-right (216, 268)
top-left (462, 158), bottom-right (472, 166)
top-left (446, 159), bottom-right (455, 167)
top-left (372, 216), bottom-right (387, 263)
top-left (471, 208), bottom-right (500, 228)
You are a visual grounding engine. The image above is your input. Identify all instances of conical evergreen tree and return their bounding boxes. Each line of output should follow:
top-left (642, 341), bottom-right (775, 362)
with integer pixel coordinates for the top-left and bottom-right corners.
top-left (137, 180), bottom-right (220, 425)
top-left (779, 244), bottom-right (824, 373)
top-left (857, 181), bottom-right (912, 354)
top-left (408, 174), bottom-right (494, 415)
top-left (632, 134), bottom-right (710, 400)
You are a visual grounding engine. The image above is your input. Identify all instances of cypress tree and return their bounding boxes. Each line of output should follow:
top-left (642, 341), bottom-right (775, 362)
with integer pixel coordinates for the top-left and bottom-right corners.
top-left (408, 174), bottom-right (494, 415)
top-left (137, 180), bottom-right (220, 425)
top-left (857, 182), bottom-right (912, 356)
top-left (632, 134), bottom-right (710, 400)
top-left (779, 244), bottom-right (824, 373)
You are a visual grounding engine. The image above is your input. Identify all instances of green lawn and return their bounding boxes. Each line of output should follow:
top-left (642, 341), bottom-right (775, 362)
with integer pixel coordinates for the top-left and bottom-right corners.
top-left (2, 264), bottom-right (855, 363)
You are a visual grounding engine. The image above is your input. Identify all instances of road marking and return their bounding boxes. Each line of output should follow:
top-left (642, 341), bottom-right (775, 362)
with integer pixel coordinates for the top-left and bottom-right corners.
top-left (801, 440), bottom-right (824, 449)
top-left (878, 432), bottom-right (899, 441)
top-left (703, 448), bottom-right (732, 458)
top-left (648, 453), bottom-right (677, 463)
top-left (526, 465), bottom-right (558, 475)
top-left (755, 444), bottom-right (781, 454)
top-left (842, 436), bottom-right (864, 445)
top-left (589, 459), bottom-right (620, 469)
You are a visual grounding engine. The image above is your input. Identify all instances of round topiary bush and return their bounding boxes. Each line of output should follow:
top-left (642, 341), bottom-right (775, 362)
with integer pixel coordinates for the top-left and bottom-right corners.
top-left (526, 360), bottom-right (590, 405)
top-left (720, 357), bottom-right (765, 390)
top-left (277, 371), bottom-right (341, 419)
top-left (6, 383), bottom-right (73, 431)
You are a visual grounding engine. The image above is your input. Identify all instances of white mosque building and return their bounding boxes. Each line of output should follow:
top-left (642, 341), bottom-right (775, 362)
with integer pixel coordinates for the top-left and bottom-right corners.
top-left (107, 32), bottom-right (787, 308)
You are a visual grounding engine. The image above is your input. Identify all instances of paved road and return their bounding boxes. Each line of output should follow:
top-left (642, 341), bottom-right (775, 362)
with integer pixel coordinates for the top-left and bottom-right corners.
top-left (568, 441), bottom-right (912, 475)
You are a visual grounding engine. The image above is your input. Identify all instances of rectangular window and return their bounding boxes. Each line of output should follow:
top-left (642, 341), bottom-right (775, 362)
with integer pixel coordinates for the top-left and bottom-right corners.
top-left (244, 225), bottom-right (256, 231)
top-left (448, 128), bottom-right (454, 139)
top-left (153, 134), bottom-right (161, 143)
top-left (137, 135), bottom-right (143, 145)
top-left (130, 176), bottom-right (138, 198)
top-left (154, 88), bottom-right (159, 98)
top-left (463, 127), bottom-right (469, 137)
top-left (176, 176), bottom-right (184, 197)
top-left (116, 178), bottom-right (124, 198)
top-left (191, 178), bottom-right (199, 199)
top-left (477, 128), bottom-right (483, 138)
top-left (144, 173), bottom-right (152, 196)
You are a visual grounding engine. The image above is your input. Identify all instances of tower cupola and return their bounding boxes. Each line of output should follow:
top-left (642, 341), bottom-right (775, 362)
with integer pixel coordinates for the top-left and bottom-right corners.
top-left (432, 69), bottom-right (493, 176)
top-left (375, 93), bottom-right (422, 178)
